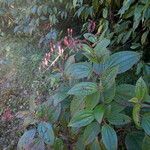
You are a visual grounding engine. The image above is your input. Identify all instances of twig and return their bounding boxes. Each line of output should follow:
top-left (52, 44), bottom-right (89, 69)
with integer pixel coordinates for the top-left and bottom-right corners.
top-left (43, 46), bottom-right (68, 73)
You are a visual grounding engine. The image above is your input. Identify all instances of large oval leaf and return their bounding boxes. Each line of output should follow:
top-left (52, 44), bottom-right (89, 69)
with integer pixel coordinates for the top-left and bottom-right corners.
top-left (85, 91), bottom-right (100, 110)
top-left (102, 124), bottom-right (118, 150)
top-left (105, 51), bottom-right (141, 74)
top-left (142, 135), bottom-right (150, 150)
top-left (101, 66), bottom-right (118, 90)
top-left (90, 138), bottom-right (101, 150)
top-left (141, 113), bottom-right (150, 136)
top-left (107, 113), bottom-right (131, 125)
top-left (17, 129), bottom-right (36, 150)
top-left (53, 86), bottom-right (69, 106)
top-left (25, 138), bottom-right (45, 150)
top-left (36, 101), bottom-right (61, 123)
top-left (103, 84), bottom-right (116, 103)
top-left (68, 82), bottom-right (98, 96)
top-left (94, 104), bottom-right (105, 124)
top-left (94, 38), bottom-right (110, 61)
top-left (38, 122), bottom-right (55, 145)
top-left (83, 122), bottom-right (100, 145)
top-left (84, 33), bottom-right (97, 43)
top-left (53, 138), bottom-right (64, 150)
top-left (68, 109), bottom-right (94, 128)
top-left (114, 84), bottom-right (135, 106)
top-left (93, 63), bottom-right (106, 75)
top-left (132, 103), bottom-right (141, 127)
top-left (135, 77), bottom-right (148, 101)
top-left (125, 132), bottom-right (145, 150)
top-left (70, 96), bottom-right (85, 116)
top-left (65, 62), bottom-right (92, 79)
top-left (74, 135), bottom-right (85, 150)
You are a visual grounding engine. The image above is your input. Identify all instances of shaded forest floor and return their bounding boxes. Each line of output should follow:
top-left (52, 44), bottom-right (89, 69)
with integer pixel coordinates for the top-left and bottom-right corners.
top-left (0, 36), bottom-right (40, 150)
top-left (0, 58), bottom-right (30, 150)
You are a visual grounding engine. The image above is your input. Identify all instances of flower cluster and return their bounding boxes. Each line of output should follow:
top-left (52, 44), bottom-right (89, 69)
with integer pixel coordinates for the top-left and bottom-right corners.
top-left (41, 28), bottom-right (80, 69)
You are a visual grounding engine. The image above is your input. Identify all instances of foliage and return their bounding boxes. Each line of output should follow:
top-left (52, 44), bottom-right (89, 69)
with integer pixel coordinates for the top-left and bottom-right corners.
top-left (17, 33), bottom-right (150, 149)
top-left (0, 0), bottom-right (150, 150)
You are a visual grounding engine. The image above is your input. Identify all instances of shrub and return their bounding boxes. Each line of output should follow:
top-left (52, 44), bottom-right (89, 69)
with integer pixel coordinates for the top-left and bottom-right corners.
top-left (0, 0), bottom-right (150, 149)
top-left (17, 34), bottom-right (150, 149)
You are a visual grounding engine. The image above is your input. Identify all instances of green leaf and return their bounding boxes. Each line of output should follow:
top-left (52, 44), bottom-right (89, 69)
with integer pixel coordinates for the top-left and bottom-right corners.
top-left (70, 96), bottom-right (85, 116)
top-left (102, 124), bottom-right (118, 150)
top-left (25, 138), bottom-right (45, 150)
top-left (94, 105), bottom-right (105, 124)
top-left (42, 5), bottom-right (48, 15)
top-left (84, 33), bottom-right (97, 43)
top-left (65, 62), bottom-right (92, 79)
top-left (90, 138), bottom-right (101, 150)
top-left (142, 135), bottom-right (150, 150)
top-left (110, 102), bottom-right (126, 113)
top-left (93, 63), bottom-right (106, 75)
top-left (107, 113), bottom-right (131, 125)
top-left (81, 44), bottom-right (93, 53)
top-left (53, 86), bottom-right (69, 106)
top-left (75, 6), bottom-right (85, 17)
top-left (97, 39), bottom-right (110, 49)
top-left (38, 122), bottom-right (55, 145)
top-left (144, 94), bottom-right (150, 103)
top-left (48, 103), bottom-right (61, 123)
top-left (37, 101), bottom-right (61, 123)
top-left (68, 82), bottom-right (98, 96)
top-left (83, 122), bottom-right (100, 145)
top-left (115, 84), bottom-right (135, 106)
top-left (105, 51), bottom-right (141, 74)
top-left (17, 129), bottom-right (36, 150)
top-left (122, 30), bottom-right (132, 44)
top-left (125, 132), bottom-right (145, 150)
top-left (135, 77), bottom-right (148, 101)
top-left (133, 104), bottom-right (141, 128)
top-left (141, 30), bottom-right (149, 45)
top-left (53, 138), bottom-right (64, 150)
top-left (131, 43), bottom-right (141, 49)
top-left (141, 113), bottom-right (150, 136)
top-left (103, 8), bottom-right (108, 18)
top-left (134, 4), bottom-right (143, 21)
top-left (85, 92), bottom-right (100, 110)
top-left (75, 135), bottom-right (85, 150)
top-left (68, 109), bottom-right (94, 128)
top-left (94, 38), bottom-right (110, 61)
top-left (101, 66), bottom-right (118, 90)
top-left (64, 55), bottom-right (75, 70)
top-left (129, 97), bottom-right (139, 103)
top-left (73, 0), bottom-right (78, 8)
top-left (118, 0), bottom-right (133, 16)
top-left (103, 84), bottom-right (116, 103)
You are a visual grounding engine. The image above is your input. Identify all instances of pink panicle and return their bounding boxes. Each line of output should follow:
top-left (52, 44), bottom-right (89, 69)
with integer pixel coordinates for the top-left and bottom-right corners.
top-left (88, 20), bottom-right (96, 33)
top-left (58, 45), bottom-right (64, 55)
top-left (63, 28), bottom-right (81, 49)
top-left (40, 28), bottom-right (81, 69)
top-left (67, 28), bottom-right (73, 37)
top-left (1, 107), bottom-right (14, 122)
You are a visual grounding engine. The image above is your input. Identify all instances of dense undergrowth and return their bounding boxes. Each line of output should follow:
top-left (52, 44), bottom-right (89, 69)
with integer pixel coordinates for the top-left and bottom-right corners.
top-left (0, 0), bottom-right (150, 150)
